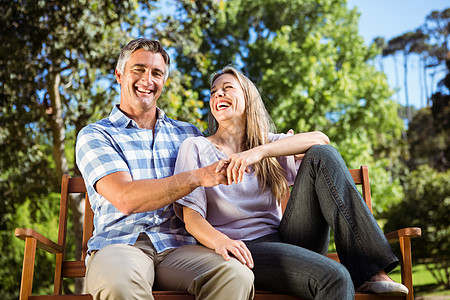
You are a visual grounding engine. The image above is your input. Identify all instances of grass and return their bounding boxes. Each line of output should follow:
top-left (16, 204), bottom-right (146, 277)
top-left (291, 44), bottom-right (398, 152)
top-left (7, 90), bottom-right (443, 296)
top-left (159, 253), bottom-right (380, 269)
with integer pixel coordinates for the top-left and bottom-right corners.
top-left (327, 231), bottom-right (449, 296)
top-left (389, 263), bottom-right (450, 296)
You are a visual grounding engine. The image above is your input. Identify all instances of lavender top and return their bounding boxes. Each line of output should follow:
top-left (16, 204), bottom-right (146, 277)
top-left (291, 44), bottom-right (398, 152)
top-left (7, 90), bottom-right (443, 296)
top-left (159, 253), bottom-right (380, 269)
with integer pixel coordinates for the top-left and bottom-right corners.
top-left (174, 133), bottom-right (298, 241)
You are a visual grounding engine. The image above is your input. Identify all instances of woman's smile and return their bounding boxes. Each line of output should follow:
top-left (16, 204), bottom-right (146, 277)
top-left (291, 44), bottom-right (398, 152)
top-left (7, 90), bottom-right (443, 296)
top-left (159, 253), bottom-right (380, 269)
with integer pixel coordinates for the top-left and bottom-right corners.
top-left (215, 99), bottom-right (232, 111)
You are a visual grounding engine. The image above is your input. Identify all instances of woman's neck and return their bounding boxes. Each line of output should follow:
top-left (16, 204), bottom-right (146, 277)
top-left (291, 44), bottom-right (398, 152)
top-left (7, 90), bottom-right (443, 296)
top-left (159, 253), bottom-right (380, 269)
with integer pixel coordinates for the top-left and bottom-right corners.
top-left (208, 125), bottom-right (247, 154)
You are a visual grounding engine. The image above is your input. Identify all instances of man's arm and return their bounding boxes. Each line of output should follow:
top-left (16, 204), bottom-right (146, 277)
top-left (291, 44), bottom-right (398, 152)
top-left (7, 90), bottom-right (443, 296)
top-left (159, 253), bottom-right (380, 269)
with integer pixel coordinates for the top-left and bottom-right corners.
top-left (96, 161), bottom-right (227, 215)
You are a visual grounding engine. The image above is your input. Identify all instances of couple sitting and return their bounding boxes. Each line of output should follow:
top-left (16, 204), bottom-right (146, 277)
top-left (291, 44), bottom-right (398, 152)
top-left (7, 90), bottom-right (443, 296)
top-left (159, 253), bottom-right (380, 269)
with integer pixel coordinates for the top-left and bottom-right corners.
top-left (76, 38), bottom-right (408, 299)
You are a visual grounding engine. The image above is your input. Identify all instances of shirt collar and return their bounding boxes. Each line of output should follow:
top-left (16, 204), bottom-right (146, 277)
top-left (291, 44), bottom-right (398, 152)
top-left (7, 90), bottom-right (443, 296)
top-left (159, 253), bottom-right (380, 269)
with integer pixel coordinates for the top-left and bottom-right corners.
top-left (108, 104), bottom-right (168, 129)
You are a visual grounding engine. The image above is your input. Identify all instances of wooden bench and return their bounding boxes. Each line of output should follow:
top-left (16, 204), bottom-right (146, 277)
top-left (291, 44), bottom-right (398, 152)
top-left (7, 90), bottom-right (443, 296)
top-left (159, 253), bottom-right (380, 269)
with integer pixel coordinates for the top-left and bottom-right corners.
top-left (15, 166), bottom-right (421, 299)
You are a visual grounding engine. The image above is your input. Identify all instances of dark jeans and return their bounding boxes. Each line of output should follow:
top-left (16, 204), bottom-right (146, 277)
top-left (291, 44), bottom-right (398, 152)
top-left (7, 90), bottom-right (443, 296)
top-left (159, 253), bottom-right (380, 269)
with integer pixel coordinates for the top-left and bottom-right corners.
top-left (245, 145), bottom-right (398, 300)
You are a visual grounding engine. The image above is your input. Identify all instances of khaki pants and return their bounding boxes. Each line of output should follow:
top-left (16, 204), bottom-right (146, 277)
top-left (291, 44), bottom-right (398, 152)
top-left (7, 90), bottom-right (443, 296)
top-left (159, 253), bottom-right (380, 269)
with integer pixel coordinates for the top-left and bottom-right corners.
top-left (85, 234), bottom-right (254, 300)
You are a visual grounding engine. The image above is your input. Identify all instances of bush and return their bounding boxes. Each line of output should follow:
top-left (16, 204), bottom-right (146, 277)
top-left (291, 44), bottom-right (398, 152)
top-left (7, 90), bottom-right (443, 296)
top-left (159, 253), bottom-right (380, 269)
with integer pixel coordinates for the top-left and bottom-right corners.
top-left (384, 165), bottom-right (450, 289)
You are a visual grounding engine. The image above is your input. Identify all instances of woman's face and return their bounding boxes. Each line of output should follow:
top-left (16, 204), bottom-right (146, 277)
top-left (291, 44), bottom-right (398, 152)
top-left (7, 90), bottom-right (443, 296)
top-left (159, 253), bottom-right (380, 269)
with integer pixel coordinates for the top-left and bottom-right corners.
top-left (210, 73), bottom-right (246, 125)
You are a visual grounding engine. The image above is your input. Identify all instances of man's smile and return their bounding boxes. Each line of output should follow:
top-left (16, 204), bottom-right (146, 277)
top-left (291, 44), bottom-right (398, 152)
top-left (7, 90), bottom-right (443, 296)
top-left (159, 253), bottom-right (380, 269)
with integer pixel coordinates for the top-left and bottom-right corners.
top-left (135, 85), bottom-right (154, 95)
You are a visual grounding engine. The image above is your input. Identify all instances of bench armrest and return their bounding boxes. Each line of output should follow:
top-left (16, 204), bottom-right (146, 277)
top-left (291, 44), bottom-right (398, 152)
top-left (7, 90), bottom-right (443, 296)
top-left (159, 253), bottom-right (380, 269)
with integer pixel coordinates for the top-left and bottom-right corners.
top-left (15, 228), bottom-right (63, 254)
top-left (384, 227), bottom-right (422, 242)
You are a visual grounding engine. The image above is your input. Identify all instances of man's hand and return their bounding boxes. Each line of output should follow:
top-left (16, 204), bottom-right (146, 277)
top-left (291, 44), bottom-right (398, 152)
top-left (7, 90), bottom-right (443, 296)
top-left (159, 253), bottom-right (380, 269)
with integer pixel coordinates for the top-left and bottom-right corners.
top-left (215, 129), bottom-right (296, 185)
top-left (194, 160), bottom-right (229, 187)
top-left (216, 148), bottom-right (264, 185)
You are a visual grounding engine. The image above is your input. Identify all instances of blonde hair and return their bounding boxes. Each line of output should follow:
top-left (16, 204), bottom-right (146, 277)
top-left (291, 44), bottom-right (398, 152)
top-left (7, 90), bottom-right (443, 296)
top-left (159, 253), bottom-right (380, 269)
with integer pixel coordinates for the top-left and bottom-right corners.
top-left (209, 66), bottom-right (289, 203)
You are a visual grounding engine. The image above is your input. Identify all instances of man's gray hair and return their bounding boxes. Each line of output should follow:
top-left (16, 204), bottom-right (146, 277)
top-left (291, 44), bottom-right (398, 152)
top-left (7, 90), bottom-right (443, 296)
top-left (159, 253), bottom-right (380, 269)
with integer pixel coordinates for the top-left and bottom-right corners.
top-left (116, 39), bottom-right (170, 81)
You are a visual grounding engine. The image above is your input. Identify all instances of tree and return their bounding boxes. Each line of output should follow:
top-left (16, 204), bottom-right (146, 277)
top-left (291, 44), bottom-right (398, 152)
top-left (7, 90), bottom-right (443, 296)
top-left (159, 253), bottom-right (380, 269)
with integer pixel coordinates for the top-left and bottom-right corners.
top-left (386, 31), bottom-right (427, 121)
top-left (0, 1), bottom-right (211, 296)
top-left (156, 0), bottom-right (405, 213)
top-left (384, 9), bottom-right (450, 289)
top-left (424, 8), bottom-right (450, 58)
top-left (382, 36), bottom-right (402, 103)
top-left (0, 0), bottom-right (152, 297)
top-left (384, 165), bottom-right (450, 289)
top-left (408, 29), bottom-right (430, 108)
top-left (0, 0), bottom-right (208, 296)
top-left (378, 8), bottom-right (449, 109)
top-left (407, 20), bottom-right (450, 172)
top-left (5, 0), bottom-right (441, 297)
top-left (408, 101), bottom-right (449, 172)
top-left (372, 36), bottom-right (387, 72)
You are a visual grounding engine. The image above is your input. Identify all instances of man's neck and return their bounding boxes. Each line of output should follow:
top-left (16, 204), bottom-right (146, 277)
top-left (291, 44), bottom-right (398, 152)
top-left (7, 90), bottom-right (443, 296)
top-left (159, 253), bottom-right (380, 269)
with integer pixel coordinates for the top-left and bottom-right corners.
top-left (119, 104), bottom-right (158, 130)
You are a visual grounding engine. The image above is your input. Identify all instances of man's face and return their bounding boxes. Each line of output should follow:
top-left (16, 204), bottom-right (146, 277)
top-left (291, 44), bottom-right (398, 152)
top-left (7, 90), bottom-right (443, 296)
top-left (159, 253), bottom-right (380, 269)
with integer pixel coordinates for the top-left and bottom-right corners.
top-left (115, 49), bottom-right (166, 113)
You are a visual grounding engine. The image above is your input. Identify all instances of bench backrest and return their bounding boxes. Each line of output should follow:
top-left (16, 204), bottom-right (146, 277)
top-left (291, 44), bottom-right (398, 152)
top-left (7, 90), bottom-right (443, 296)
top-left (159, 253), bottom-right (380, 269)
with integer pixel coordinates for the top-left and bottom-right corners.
top-left (54, 175), bottom-right (92, 293)
top-left (56, 166), bottom-right (371, 290)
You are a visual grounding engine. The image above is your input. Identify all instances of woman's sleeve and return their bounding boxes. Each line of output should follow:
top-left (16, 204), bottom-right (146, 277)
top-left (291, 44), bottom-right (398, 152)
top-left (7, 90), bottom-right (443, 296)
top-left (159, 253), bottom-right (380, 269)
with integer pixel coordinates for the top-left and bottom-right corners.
top-left (173, 138), bottom-right (208, 220)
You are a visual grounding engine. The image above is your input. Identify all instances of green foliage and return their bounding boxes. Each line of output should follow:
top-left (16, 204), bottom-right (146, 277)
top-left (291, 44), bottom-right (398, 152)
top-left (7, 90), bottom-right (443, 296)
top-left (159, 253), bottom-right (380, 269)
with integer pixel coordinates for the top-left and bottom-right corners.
top-left (158, 69), bottom-right (207, 132)
top-left (381, 9), bottom-right (450, 290)
top-left (0, 193), bottom-right (60, 299)
top-left (408, 106), bottom-right (449, 171)
top-left (0, 0), bottom-right (156, 188)
top-left (2, 0), bottom-right (447, 297)
top-left (0, 0), bottom-right (207, 296)
top-left (157, 0), bottom-right (405, 213)
top-left (0, 0), bottom-right (156, 297)
top-left (384, 165), bottom-right (450, 288)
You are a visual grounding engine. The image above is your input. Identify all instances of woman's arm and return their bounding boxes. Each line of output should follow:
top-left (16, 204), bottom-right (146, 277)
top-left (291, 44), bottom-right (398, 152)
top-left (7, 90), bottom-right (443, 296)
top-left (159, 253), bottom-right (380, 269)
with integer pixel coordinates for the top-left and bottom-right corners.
top-left (260, 131), bottom-right (329, 158)
top-left (183, 206), bottom-right (254, 268)
top-left (217, 131), bottom-right (329, 184)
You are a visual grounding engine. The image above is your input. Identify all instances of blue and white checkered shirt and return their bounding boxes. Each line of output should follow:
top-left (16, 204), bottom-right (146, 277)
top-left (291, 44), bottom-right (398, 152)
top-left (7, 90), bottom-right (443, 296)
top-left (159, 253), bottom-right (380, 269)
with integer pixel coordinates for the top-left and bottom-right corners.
top-left (76, 105), bottom-right (201, 257)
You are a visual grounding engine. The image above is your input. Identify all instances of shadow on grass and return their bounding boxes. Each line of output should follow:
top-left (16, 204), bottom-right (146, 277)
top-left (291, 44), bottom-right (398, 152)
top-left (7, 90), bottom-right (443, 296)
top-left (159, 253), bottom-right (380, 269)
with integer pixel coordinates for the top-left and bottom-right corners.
top-left (415, 283), bottom-right (443, 294)
top-left (389, 266), bottom-right (449, 296)
top-left (415, 284), bottom-right (450, 299)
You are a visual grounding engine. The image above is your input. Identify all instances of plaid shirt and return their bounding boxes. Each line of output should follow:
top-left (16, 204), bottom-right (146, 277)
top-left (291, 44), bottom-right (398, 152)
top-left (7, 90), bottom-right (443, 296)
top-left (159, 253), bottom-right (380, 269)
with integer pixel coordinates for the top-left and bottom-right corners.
top-left (76, 105), bottom-right (201, 256)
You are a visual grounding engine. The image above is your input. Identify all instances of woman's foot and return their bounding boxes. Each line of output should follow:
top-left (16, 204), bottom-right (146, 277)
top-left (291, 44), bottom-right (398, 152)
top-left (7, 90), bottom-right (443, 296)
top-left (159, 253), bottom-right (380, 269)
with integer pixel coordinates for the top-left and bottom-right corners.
top-left (356, 271), bottom-right (409, 296)
top-left (369, 271), bottom-right (395, 282)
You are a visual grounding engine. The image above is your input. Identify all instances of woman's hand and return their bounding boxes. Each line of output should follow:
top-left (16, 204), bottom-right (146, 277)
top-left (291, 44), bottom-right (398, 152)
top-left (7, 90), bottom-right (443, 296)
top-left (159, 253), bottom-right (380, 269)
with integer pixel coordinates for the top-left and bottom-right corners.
top-left (216, 147), bottom-right (264, 184)
top-left (213, 235), bottom-right (254, 269)
top-left (183, 207), bottom-right (254, 268)
top-left (215, 131), bottom-right (329, 184)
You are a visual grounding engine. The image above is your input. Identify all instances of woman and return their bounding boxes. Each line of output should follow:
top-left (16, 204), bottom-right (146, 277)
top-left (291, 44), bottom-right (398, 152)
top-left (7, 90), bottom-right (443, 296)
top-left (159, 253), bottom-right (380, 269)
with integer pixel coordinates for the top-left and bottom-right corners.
top-left (174, 66), bottom-right (408, 299)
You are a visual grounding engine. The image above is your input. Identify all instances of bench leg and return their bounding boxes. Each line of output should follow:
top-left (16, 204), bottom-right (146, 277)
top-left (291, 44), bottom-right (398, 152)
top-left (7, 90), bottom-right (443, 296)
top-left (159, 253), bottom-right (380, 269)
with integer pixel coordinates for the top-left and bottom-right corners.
top-left (399, 236), bottom-right (414, 300)
top-left (20, 237), bottom-right (37, 300)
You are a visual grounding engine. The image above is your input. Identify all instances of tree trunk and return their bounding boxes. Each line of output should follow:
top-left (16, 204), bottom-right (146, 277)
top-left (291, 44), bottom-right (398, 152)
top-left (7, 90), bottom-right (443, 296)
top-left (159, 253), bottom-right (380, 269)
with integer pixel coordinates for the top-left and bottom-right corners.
top-left (392, 55), bottom-right (400, 102)
top-left (418, 56), bottom-right (424, 108)
top-left (403, 52), bottom-right (411, 121)
top-left (430, 71), bottom-right (436, 106)
top-left (71, 194), bottom-right (85, 294)
top-left (378, 55), bottom-right (384, 72)
top-left (48, 71), bottom-right (85, 294)
top-left (48, 72), bottom-right (69, 179)
top-left (421, 55), bottom-right (430, 108)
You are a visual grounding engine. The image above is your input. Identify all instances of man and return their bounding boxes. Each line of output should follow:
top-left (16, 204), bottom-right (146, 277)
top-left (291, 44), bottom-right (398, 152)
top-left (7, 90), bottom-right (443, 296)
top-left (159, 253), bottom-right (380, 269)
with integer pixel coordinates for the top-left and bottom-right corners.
top-left (76, 39), bottom-right (254, 300)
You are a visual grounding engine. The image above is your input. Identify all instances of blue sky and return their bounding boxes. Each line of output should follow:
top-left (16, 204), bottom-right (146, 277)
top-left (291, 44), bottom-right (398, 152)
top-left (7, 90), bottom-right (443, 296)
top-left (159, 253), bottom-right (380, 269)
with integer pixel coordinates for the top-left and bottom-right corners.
top-left (347, 0), bottom-right (449, 108)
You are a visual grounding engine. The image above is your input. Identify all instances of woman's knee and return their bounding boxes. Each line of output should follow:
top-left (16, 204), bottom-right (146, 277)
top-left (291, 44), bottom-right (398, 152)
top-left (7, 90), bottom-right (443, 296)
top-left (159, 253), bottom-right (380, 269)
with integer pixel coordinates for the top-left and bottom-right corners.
top-left (305, 144), bottom-right (338, 159)
top-left (304, 144), bottom-right (347, 171)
